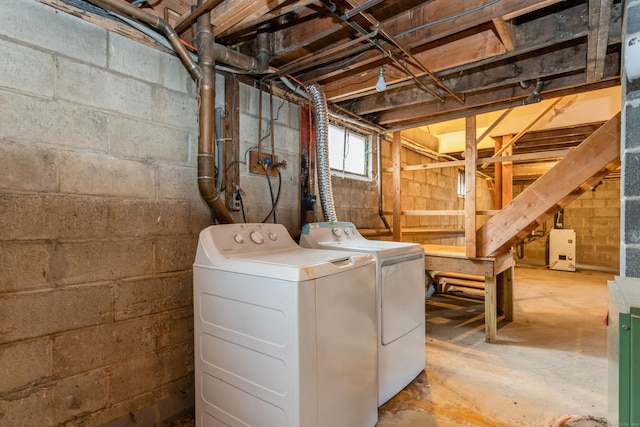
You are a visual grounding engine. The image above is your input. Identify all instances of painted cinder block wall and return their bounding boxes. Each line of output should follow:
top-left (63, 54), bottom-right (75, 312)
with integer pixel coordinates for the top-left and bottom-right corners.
top-left (622, 0), bottom-right (640, 277)
top-left (380, 138), bottom-right (494, 246)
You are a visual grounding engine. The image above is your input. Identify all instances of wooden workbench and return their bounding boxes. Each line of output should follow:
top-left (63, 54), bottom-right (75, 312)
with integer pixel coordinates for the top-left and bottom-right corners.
top-left (423, 244), bottom-right (514, 343)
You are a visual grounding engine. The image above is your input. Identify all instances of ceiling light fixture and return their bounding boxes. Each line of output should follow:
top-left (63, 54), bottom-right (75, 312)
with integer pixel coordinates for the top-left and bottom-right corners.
top-left (375, 65), bottom-right (387, 92)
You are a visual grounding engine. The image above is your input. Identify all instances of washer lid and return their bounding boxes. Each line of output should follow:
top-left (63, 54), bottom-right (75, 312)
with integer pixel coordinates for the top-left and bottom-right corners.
top-left (197, 245), bottom-right (374, 281)
top-left (300, 221), bottom-right (423, 259)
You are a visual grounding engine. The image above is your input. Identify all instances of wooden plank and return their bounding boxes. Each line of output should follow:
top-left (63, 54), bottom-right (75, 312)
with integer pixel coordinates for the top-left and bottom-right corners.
top-left (476, 109), bottom-right (513, 146)
top-left (392, 148), bottom-right (573, 175)
top-left (273, 0), bottom-right (564, 58)
top-left (501, 135), bottom-right (513, 207)
top-left (392, 131), bottom-right (402, 241)
top-left (479, 149), bottom-right (572, 165)
top-left (440, 277), bottom-right (485, 290)
top-left (222, 0), bottom-right (317, 37)
top-left (498, 266), bottom-right (514, 321)
top-left (403, 210), bottom-right (465, 216)
top-left (348, 3), bottom-right (591, 114)
top-left (424, 256), bottom-right (494, 277)
top-left (399, 228), bottom-right (465, 236)
top-left (319, 29), bottom-right (503, 102)
top-left (486, 177), bottom-right (497, 210)
top-left (465, 116), bottom-right (477, 258)
top-left (494, 137), bottom-right (503, 209)
top-left (587, 0), bottom-right (613, 82)
top-left (492, 17), bottom-right (516, 51)
top-left (210, 0), bottom-right (292, 36)
top-left (378, 73), bottom-right (619, 129)
top-left (481, 98), bottom-right (563, 168)
top-left (401, 160), bottom-right (465, 171)
top-left (174, 0), bottom-right (225, 34)
top-left (476, 112), bottom-right (621, 256)
top-left (224, 74), bottom-right (240, 211)
top-left (485, 275), bottom-right (498, 343)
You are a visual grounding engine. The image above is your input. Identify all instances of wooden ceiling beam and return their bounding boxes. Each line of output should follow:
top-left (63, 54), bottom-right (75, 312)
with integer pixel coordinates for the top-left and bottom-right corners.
top-left (358, 41), bottom-right (589, 118)
top-left (378, 72), bottom-right (620, 129)
top-left (210, 0), bottom-right (295, 36)
top-left (327, 1), bottom-right (590, 106)
top-left (316, 29), bottom-right (503, 102)
top-left (270, 0), bottom-right (564, 58)
top-left (586, 0), bottom-right (613, 82)
top-left (492, 17), bottom-right (516, 52)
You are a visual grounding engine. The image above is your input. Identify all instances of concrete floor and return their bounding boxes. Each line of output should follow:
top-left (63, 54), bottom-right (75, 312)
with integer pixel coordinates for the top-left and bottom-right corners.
top-left (176, 265), bottom-right (614, 427)
top-left (377, 265), bottom-right (613, 427)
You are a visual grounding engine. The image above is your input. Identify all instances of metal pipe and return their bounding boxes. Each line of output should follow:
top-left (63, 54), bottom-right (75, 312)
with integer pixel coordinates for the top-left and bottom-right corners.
top-left (86, 0), bottom-right (268, 74)
top-left (308, 85), bottom-right (337, 222)
top-left (85, 0), bottom-right (273, 223)
top-left (195, 13), bottom-right (235, 223)
top-left (214, 107), bottom-right (224, 192)
top-left (85, 0), bottom-right (201, 80)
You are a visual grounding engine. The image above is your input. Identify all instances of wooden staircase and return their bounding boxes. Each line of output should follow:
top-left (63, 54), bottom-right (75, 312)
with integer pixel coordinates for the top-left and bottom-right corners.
top-left (476, 112), bottom-right (621, 257)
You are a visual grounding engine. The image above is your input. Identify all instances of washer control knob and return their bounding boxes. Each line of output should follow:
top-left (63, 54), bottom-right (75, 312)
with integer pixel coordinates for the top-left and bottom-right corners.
top-left (332, 227), bottom-right (342, 237)
top-left (344, 228), bottom-right (351, 235)
top-left (268, 233), bottom-right (278, 241)
top-left (250, 231), bottom-right (265, 244)
top-left (233, 234), bottom-right (244, 244)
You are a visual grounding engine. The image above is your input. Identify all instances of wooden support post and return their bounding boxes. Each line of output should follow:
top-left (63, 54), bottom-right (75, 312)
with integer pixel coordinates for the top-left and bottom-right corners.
top-left (392, 131), bottom-right (402, 241)
top-left (465, 116), bottom-right (477, 258)
top-left (494, 137), bottom-right (503, 210)
top-left (224, 74), bottom-right (240, 211)
top-left (485, 275), bottom-right (497, 343)
top-left (498, 265), bottom-right (514, 321)
top-left (501, 135), bottom-right (513, 207)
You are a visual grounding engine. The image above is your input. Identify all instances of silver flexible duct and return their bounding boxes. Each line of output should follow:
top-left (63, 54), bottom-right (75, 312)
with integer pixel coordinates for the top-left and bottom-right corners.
top-left (308, 84), bottom-right (337, 222)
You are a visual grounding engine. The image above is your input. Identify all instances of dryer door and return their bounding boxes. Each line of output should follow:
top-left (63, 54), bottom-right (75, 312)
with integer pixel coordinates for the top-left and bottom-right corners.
top-left (381, 255), bottom-right (425, 345)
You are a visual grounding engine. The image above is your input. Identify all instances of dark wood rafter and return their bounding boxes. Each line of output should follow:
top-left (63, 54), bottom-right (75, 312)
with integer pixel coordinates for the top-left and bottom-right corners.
top-left (46, 0), bottom-right (622, 132)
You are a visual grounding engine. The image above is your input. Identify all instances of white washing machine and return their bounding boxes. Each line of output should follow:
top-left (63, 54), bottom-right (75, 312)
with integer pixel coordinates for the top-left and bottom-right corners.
top-left (300, 222), bottom-right (425, 406)
top-left (193, 223), bottom-right (378, 427)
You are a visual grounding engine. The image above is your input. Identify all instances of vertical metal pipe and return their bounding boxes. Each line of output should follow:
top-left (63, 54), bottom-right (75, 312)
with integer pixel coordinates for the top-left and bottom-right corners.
top-left (195, 13), bottom-right (235, 223)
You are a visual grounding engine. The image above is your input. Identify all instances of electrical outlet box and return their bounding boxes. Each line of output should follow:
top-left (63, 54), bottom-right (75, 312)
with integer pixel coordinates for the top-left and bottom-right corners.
top-left (249, 151), bottom-right (279, 177)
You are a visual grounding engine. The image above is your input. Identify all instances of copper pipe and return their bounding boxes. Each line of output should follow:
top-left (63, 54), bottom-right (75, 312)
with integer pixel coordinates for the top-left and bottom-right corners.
top-left (86, 0), bottom-right (272, 223)
top-left (195, 13), bottom-right (235, 224)
top-left (174, 0), bottom-right (225, 35)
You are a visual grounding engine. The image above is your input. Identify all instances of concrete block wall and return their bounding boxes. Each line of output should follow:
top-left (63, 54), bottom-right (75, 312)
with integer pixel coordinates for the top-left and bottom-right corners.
top-left (0, 1), bottom-right (208, 425)
top-left (622, 1), bottom-right (640, 277)
top-left (514, 178), bottom-right (621, 271)
top-left (235, 84), bottom-right (300, 230)
top-left (379, 138), bottom-right (493, 245)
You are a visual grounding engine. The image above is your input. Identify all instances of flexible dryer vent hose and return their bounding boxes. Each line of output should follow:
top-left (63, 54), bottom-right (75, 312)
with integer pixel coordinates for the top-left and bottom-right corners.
top-left (308, 84), bottom-right (337, 222)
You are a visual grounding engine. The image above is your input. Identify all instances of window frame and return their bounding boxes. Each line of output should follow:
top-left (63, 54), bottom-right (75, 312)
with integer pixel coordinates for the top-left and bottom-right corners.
top-left (327, 121), bottom-right (373, 181)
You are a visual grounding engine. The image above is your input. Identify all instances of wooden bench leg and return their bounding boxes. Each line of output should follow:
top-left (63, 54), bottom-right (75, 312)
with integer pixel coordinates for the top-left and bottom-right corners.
top-left (485, 275), bottom-right (497, 343)
top-left (500, 266), bottom-right (514, 321)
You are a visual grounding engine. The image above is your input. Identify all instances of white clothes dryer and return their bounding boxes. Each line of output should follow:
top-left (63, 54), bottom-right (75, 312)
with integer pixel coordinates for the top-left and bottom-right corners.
top-left (193, 223), bottom-right (378, 427)
top-left (300, 221), bottom-right (425, 406)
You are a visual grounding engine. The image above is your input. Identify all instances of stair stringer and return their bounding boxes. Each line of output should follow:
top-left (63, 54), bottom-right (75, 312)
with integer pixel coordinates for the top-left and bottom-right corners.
top-left (476, 112), bottom-right (621, 257)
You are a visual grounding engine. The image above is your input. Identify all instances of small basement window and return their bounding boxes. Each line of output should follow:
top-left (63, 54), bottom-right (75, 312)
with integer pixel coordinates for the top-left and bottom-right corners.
top-left (328, 123), bottom-right (371, 179)
top-left (457, 169), bottom-right (466, 198)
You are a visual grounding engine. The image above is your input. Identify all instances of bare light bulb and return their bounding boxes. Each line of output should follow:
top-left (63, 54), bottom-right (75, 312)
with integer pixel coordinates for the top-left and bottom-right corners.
top-left (375, 66), bottom-right (386, 92)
